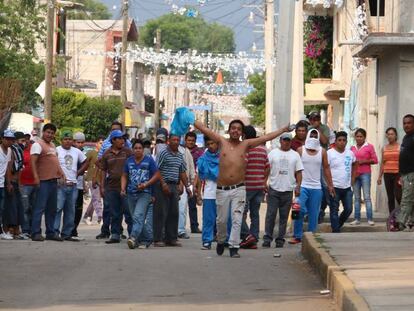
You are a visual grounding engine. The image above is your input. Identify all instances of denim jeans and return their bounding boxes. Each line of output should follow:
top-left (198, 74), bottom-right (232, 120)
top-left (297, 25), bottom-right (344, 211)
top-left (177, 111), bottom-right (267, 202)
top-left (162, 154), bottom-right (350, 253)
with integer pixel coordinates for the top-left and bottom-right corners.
top-left (128, 192), bottom-right (153, 244)
top-left (202, 199), bottom-right (216, 244)
top-left (32, 179), bottom-right (58, 237)
top-left (354, 173), bottom-right (373, 221)
top-left (329, 187), bottom-right (353, 233)
top-left (188, 195), bottom-right (199, 231)
top-left (264, 188), bottom-right (293, 242)
top-left (293, 187), bottom-right (322, 240)
top-left (104, 190), bottom-right (128, 241)
top-left (0, 187), bottom-right (5, 233)
top-left (54, 185), bottom-right (78, 238)
top-left (72, 189), bottom-right (84, 237)
top-left (20, 185), bottom-right (37, 234)
top-left (4, 182), bottom-right (24, 227)
top-left (100, 189), bottom-right (131, 237)
top-left (241, 190), bottom-right (264, 240)
top-left (178, 190), bottom-right (188, 235)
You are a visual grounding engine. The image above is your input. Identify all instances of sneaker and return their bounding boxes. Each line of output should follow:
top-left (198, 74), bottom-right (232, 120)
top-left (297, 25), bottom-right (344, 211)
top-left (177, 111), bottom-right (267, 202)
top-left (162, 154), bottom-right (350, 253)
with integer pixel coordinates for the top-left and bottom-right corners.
top-left (83, 217), bottom-right (92, 226)
top-left (0, 232), bottom-right (13, 240)
top-left (216, 243), bottom-right (225, 256)
top-left (201, 243), bottom-right (211, 250)
top-left (31, 234), bottom-right (45, 242)
top-left (229, 247), bottom-right (241, 258)
top-left (153, 241), bottom-right (165, 247)
top-left (19, 233), bottom-right (31, 240)
top-left (137, 244), bottom-right (147, 249)
top-left (127, 238), bottom-right (136, 249)
top-left (178, 232), bottom-right (190, 239)
top-left (45, 235), bottom-right (64, 242)
top-left (63, 236), bottom-right (81, 242)
top-left (96, 233), bottom-right (110, 239)
top-left (275, 240), bottom-right (285, 248)
top-left (262, 240), bottom-right (271, 248)
top-left (349, 220), bottom-right (360, 226)
top-left (288, 238), bottom-right (301, 245)
top-left (368, 220), bottom-right (375, 226)
top-left (71, 236), bottom-right (85, 241)
top-left (105, 238), bottom-right (120, 244)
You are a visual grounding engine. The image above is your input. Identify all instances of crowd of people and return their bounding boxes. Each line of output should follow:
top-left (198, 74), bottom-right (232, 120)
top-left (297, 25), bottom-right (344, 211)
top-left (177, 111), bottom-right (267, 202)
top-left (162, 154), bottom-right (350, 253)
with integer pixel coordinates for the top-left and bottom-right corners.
top-left (0, 112), bottom-right (413, 258)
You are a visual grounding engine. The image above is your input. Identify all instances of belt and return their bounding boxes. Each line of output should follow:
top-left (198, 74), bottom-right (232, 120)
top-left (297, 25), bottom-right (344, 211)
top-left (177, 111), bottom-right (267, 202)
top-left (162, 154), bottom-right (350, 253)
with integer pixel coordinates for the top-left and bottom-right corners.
top-left (166, 181), bottom-right (180, 185)
top-left (65, 182), bottom-right (76, 186)
top-left (217, 183), bottom-right (245, 191)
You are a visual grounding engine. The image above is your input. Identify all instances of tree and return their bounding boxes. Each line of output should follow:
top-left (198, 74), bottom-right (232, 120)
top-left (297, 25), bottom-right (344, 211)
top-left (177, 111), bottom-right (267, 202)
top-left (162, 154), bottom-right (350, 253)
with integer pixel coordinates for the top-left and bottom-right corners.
top-left (139, 13), bottom-right (235, 53)
top-left (66, 0), bottom-right (111, 20)
top-left (52, 89), bottom-right (122, 141)
top-left (242, 73), bottom-right (265, 127)
top-left (0, 0), bottom-right (46, 110)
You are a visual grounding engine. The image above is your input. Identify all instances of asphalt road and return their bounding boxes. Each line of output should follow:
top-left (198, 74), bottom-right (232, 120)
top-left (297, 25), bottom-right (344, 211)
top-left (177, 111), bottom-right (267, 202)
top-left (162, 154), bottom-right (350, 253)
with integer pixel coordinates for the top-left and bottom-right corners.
top-left (0, 224), bottom-right (336, 311)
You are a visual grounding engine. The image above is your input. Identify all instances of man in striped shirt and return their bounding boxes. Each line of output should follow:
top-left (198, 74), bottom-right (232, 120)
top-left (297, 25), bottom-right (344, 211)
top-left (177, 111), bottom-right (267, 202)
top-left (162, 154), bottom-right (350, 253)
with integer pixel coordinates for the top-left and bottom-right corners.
top-left (240, 126), bottom-right (269, 249)
top-left (153, 134), bottom-right (192, 247)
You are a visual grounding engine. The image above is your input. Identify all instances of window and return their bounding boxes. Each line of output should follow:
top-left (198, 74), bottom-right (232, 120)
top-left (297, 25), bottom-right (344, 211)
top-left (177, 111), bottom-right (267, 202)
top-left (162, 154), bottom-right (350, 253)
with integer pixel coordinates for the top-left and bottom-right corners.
top-left (368, 0), bottom-right (385, 16)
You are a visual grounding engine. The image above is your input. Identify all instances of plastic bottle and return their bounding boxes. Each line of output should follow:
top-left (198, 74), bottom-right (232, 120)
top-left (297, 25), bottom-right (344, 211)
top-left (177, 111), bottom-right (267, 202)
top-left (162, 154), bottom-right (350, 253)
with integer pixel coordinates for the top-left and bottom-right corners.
top-left (291, 197), bottom-right (300, 220)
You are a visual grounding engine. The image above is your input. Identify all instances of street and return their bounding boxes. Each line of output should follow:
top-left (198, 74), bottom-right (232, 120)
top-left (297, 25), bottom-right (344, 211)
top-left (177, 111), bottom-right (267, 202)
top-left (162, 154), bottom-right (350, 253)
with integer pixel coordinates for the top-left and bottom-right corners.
top-left (0, 224), bottom-right (336, 311)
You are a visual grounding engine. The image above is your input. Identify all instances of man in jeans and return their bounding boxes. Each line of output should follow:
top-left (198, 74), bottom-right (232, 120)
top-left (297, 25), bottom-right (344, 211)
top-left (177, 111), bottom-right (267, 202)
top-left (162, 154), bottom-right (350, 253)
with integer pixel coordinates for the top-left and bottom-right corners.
top-left (327, 131), bottom-right (357, 233)
top-left (263, 133), bottom-right (303, 248)
top-left (99, 130), bottom-right (132, 244)
top-left (30, 123), bottom-right (65, 242)
top-left (240, 125), bottom-right (270, 249)
top-left (397, 114), bottom-right (414, 230)
top-left (55, 131), bottom-right (87, 241)
top-left (20, 133), bottom-right (36, 239)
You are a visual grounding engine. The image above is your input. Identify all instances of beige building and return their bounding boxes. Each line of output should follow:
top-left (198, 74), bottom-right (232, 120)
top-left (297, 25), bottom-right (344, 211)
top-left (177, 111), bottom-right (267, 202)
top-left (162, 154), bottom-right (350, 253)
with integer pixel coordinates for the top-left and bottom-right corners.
top-left (302, 0), bottom-right (414, 214)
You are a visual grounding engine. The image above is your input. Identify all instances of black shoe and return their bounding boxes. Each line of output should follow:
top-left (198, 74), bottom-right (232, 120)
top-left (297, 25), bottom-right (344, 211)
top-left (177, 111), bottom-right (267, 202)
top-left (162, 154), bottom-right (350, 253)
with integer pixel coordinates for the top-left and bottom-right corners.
top-left (229, 247), bottom-right (241, 258)
top-left (262, 240), bottom-right (271, 248)
top-left (31, 234), bottom-right (45, 242)
top-left (191, 228), bottom-right (202, 234)
top-left (178, 232), bottom-right (190, 239)
top-left (216, 243), bottom-right (225, 256)
top-left (121, 234), bottom-right (127, 240)
top-left (275, 240), bottom-right (285, 248)
top-left (96, 233), bottom-right (110, 239)
top-left (105, 239), bottom-right (120, 244)
top-left (46, 235), bottom-right (64, 241)
top-left (63, 236), bottom-right (80, 242)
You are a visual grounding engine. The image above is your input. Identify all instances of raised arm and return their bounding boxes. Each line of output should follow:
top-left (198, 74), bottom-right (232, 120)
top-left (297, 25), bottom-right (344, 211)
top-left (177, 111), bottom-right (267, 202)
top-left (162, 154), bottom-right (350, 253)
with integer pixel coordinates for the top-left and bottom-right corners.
top-left (246, 125), bottom-right (289, 148)
top-left (194, 120), bottom-right (223, 144)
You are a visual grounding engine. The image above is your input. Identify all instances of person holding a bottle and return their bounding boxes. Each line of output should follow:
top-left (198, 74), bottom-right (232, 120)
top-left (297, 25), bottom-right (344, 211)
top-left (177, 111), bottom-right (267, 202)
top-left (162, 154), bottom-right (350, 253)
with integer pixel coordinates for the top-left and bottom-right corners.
top-left (262, 133), bottom-right (303, 248)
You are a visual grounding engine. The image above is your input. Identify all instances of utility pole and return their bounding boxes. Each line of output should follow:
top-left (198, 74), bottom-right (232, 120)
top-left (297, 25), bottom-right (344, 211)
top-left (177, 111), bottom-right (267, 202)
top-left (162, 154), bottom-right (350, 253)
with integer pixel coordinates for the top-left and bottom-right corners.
top-left (184, 49), bottom-right (192, 106)
top-left (154, 28), bottom-right (161, 129)
top-left (44, 0), bottom-right (55, 123)
top-left (264, 0), bottom-right (275, 134)
top-left (120, 0), bottom-right (128, 126)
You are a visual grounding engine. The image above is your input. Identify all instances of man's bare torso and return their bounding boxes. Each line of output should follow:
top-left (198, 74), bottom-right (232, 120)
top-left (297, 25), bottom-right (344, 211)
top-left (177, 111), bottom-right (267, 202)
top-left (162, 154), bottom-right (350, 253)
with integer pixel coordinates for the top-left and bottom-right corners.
top-left (217, 139), bottom-right (248, 186)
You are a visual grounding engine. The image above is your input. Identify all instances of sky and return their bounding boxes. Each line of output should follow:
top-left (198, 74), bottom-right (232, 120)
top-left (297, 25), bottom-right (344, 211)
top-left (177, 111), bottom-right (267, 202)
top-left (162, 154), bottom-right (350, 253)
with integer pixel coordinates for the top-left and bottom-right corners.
top-left (100, 0), bottom-right (266, 52)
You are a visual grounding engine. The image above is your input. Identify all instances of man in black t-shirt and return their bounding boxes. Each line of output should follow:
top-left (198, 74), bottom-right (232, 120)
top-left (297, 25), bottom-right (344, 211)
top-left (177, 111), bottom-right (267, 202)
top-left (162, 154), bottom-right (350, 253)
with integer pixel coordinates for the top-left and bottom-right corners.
top-left (397, 114), bottom-right (414, 230)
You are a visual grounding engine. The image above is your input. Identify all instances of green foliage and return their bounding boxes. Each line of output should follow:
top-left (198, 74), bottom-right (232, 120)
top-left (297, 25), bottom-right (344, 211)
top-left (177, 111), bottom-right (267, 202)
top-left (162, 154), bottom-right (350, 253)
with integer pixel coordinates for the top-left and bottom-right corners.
top-left (52, 89), bottom-right (122, 141)
top-left (66, 0), bottom-right (111, 20)
top-left (139, 13), bottom-right (235, 53)
top-left (242, 73), bottom-right (265, 127)
top-left (303, 16), bottom-right (333, 84)
top-left (0, 0), bottom-right (46, 109)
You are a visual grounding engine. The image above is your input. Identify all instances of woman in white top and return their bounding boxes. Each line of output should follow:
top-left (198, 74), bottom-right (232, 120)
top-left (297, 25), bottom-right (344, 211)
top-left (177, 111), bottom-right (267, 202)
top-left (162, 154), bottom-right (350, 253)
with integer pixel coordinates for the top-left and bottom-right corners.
top-left (290, 130), bottom-right (334, 244)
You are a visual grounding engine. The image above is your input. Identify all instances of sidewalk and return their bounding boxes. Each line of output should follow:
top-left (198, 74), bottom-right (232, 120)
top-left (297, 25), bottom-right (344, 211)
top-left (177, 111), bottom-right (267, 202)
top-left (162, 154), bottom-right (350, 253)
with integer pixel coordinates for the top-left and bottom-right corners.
top-left (302, 232), bottom-right (414, 311)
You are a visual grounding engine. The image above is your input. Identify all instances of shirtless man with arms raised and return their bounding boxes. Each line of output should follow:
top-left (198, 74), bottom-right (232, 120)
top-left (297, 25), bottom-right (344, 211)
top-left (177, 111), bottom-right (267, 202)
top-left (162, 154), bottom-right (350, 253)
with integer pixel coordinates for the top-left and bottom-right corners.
top-left (194, 119), bottom-right (289, 258)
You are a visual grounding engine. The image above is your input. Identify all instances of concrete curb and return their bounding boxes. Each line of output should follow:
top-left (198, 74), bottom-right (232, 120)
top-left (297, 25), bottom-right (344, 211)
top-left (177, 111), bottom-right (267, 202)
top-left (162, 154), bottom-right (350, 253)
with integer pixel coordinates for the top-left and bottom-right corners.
top-left (301, 232), bottom-right (370, 311)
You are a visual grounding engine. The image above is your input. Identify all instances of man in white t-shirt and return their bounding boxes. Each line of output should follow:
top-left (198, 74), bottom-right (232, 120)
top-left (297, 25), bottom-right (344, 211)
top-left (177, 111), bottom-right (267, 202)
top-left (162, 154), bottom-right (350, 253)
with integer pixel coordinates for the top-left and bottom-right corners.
top-left (196, 136), bottom-right (219, 250)
top-left (0, 130), bottom-right (14, 240)
top-left (328, 131), bottom-right (357, 233)
top-left (263, 133), bottom-right (303, 248)
top-left (54, 130), bottom-right (87, 241)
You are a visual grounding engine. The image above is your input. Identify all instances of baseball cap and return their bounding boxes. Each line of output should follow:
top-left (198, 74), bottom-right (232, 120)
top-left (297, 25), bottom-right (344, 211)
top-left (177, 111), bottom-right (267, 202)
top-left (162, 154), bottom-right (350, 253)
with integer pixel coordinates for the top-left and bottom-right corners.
top-left (2, 129), bottom-right (15, 139)
top-left (110, 129), bottom-right (124, 140)
top-left (280, 133), bottom-right (292, 140)
top-left (61, 130), bottom-right (73, 139)
top-left (14, 131), bottom-right (25, 140)
top-left (73, 132), bottom-right (85, 141)
top-left (156, 133), bottom-right (167, 142)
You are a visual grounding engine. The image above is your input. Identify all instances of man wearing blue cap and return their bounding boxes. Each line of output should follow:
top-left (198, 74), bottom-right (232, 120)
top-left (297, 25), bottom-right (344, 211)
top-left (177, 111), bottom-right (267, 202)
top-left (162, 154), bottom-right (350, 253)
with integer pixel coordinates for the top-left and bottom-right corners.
top-left (99, 129), bottom-right (133, 243)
